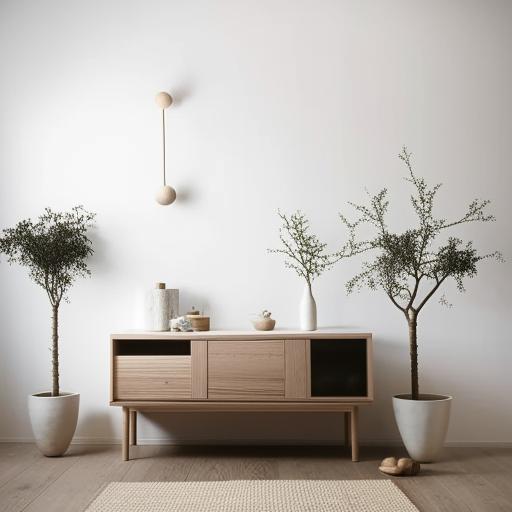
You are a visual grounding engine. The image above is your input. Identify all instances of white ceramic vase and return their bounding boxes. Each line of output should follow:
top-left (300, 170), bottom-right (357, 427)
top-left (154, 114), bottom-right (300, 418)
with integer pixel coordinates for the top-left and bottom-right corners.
top-left (392, 394), bottom-right (452, 462)
top-left (28, 392), bottom-right (80, 457)
top-left (300, 283), bottom-right (317, 331)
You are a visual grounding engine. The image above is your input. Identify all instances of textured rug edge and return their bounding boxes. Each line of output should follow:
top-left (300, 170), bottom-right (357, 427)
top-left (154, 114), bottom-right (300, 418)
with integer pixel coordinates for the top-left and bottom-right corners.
top-left (86, 479), bottom-right (419, 512)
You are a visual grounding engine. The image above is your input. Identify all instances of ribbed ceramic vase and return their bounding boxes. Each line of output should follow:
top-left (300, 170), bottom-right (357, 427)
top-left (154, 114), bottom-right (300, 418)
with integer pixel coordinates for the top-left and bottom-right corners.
top-left (300, 283), bottom-right (317, 331)
top-left (151, 283), bottom-right (170, 331)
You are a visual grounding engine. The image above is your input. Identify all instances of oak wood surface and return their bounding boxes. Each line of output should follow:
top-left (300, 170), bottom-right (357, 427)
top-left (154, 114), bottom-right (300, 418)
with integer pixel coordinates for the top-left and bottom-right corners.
top-left (351, 406), bottom-right (359, 462)
top-left (111, 330), bottom-right (372, 341)
top-left (191, 340), bottom-right (208, 399)
top-left (109, 401), bottom-right (357, 412)
top-left (114, 355), bottom-right (191, 400)
top-left (2, 444), bottom-right (512, 512)
top-left (284, 339), bottom-right (307, 399)
top-left (208, 340), bottom-right (285, 400)
top-left (122, 407), bottom-right (129, 462)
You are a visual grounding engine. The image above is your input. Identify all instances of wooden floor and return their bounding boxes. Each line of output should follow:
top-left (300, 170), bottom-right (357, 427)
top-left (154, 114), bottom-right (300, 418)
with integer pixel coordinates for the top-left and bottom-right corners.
top-left (1, 443), bottom-right (512, 511)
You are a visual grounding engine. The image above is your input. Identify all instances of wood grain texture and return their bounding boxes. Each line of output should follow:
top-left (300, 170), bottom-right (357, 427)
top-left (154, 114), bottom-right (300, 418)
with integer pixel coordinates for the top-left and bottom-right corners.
top-left (0, 445), bottom-right (78, 512)
top-left (110, 401), bottom-right (356, 412)
top-left (208, 341), bottom-right (285, 400)
top-left (122, 407), bottom-right (129, 461)
top-left (3, 444), bottom-right (512, 512)
top-left (366, 336), bottom-right (374, 400)
top-left (20, 445), bottom-right (131, 512)
top-left (111, 330), bottom-right (372, 341)
top-left (191, 340), bottom-right (208, 399)
top-left (351, 406), bottom-right (359, 462)
top-left (285, 339), bottom-right (307, 399)
top-left (114, 356), bottom-right (191, 400)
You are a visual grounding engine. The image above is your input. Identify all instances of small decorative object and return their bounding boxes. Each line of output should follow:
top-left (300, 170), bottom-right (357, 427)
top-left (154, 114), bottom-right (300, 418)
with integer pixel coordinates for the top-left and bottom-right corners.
top-left (147, 283), bottom-right (179, 331)
top-left (188, 315), bottom-right (210, 331)
top-left (268, 211), bottom-right (339, 331)
top-left (187, 306), bottom-right (200, 316)
top-left (172, 316), bottom-right (193, 332)
top-left (379, 457), bottom-right (420, 476)
top-left (0, 206), bottom-right (95, 456)
top-left (251, 310), bottom-right (276, 331)
top-left (155, 91), bottom-right (176, 206)
top-left (339, 147), bottom-right (502, 461)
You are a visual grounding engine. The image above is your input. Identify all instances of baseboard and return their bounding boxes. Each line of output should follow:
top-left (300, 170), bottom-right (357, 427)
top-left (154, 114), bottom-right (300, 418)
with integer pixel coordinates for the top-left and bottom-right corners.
top-left (1, 437), bottom-right (511, 447)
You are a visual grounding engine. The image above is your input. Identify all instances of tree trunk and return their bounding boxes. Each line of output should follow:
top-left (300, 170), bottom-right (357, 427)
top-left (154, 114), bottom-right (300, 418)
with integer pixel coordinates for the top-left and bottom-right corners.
top-left (52, 304), bottom-right (60, 397)
top-left (408, 313), bottom-right (419, 400)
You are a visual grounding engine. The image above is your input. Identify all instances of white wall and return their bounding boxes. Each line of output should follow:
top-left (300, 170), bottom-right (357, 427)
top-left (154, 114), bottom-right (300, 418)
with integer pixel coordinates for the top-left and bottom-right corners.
top-left (1, 0), bottom-right (511, 445)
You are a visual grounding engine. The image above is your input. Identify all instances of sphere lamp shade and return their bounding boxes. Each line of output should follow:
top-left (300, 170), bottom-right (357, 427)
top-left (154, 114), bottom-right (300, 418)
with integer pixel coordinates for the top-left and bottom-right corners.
top-left (155, 91), bottom-right (176, 205)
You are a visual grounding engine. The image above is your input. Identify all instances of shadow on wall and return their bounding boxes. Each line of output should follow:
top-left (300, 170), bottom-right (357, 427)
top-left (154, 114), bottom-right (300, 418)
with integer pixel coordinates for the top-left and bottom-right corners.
top-left (178, 290), bottom-right (212, 318)
top-left (168, 81), bottom-right (194, 107)
top-left (87, 228), bottom-right (111, 276)
top-left (360, 338), bottom-right (409, 443)
top-left (76, 409), bottom-right (116, 443)
top-left (138, 411), bottom-right (352, 445)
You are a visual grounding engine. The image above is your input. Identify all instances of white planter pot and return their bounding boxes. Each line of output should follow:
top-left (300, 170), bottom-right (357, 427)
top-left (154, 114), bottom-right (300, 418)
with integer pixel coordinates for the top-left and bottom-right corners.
top-left (28, 392), bottom-right (79, 457)
top-left (392, 394), bottom-right (452, 462)
top-left (300, 284), bottom-right (317, 331)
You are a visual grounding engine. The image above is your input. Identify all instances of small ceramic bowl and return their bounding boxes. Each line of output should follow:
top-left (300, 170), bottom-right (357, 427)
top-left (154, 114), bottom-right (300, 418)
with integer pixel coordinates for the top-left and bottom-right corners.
top-left (251, 318), bottom-right (276, 331)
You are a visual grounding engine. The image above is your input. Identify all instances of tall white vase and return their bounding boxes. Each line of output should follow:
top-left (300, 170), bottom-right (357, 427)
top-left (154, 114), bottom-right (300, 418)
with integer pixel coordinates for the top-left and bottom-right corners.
top-left (300, 283), bottom-right (317, 331)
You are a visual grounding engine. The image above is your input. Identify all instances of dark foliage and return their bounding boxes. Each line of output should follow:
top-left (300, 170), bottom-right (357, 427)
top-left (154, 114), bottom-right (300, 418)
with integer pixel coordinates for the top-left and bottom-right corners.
top-left (338, 148), bottom-right (502, 398)
top-left (0, 206), bottom-right (95, 395)
top-left (268, 210), bottom-right (339, 287)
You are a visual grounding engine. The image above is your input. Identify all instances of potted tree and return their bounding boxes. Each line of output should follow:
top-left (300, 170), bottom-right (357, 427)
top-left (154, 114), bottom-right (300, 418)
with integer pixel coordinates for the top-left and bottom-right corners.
top-left (0, 206), bottom-right (95, 456)
top-left (338, 148), bottom-right (501, 461)
top-left (269, 210), bottom-right (339, 330)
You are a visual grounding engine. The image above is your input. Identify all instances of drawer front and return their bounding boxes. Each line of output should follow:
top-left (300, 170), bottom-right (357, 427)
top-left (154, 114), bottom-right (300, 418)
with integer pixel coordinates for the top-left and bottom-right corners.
top-left (208, 340), bottom-right (285, 400)
top-left (114, 355), bottom-right (191, 400)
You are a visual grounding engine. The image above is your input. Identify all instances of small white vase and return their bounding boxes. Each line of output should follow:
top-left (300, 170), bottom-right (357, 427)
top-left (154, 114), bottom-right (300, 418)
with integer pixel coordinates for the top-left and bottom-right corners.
top-left (300, 283), bottom-right (317, 331)
top-left (28, 392), bottom-right (79, 457)
top-left (393, 394), bottom-right (452, 462)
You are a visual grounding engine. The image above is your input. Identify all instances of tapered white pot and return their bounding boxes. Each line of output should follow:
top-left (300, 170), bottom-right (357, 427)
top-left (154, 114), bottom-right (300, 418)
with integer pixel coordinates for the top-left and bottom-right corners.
top-left (393, 394), bottom-right (452, 462)
top-left (300, 284), bottom-right (317, 331)
top-left (28, 392), bottom-right (79, 457)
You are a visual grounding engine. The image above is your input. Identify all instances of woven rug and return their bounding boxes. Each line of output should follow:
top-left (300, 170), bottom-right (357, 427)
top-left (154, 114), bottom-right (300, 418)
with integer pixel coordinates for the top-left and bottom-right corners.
top-left (86, 480), bottom-right (418, 511)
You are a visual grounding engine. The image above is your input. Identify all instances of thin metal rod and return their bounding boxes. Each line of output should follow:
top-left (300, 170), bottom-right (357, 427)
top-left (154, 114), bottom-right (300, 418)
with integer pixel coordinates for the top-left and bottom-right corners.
top-left (162, 109), bottom-right (166, 186)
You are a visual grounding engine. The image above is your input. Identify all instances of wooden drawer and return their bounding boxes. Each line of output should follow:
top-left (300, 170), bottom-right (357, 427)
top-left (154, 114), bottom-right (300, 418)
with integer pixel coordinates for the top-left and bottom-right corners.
top-left (208, 340), bottom-right (285, 400)
top-left (114, 355), bottom-right (191, 400)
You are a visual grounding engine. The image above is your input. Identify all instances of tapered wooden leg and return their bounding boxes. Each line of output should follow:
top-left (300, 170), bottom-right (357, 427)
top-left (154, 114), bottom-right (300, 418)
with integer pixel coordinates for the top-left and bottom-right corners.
top-left (344, 412), bottom-right (351, 447)
top-left (351, 406), bottom-right (359, 462)
top-left (122, 407), bottom-right (129, 461)
top-left (129, 410), bottom-right (137, 446)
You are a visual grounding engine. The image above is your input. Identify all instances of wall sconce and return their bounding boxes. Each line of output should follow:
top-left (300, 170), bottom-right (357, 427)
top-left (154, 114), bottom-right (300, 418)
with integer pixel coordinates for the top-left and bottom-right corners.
top-left (155, 91), bottom-right (176, 206)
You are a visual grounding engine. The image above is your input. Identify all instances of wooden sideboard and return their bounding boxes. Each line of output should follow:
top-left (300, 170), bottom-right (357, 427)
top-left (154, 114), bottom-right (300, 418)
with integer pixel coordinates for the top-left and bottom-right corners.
top-left (110, 330), bottom-right (373, 461)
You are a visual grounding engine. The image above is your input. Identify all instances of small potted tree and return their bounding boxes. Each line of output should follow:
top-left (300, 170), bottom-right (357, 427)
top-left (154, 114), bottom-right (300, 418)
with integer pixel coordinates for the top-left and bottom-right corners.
top-left (338, 149), bottom-right (501, 461)
top-left (0, 206), bottom-right (95, 456)
top-left (269, 210), bottom-right (339, 330)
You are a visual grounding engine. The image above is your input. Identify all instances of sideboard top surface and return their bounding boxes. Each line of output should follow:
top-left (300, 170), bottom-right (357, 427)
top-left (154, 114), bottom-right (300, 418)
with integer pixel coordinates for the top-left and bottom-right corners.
top-left (111, 329), bottom-right (372, 341)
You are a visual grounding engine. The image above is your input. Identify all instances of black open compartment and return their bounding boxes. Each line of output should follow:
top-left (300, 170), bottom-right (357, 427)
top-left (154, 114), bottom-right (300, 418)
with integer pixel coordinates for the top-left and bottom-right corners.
top-left (115, 339), bottom-right (191, 356)
top-left (310, 339), bottom-right (367, 397)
